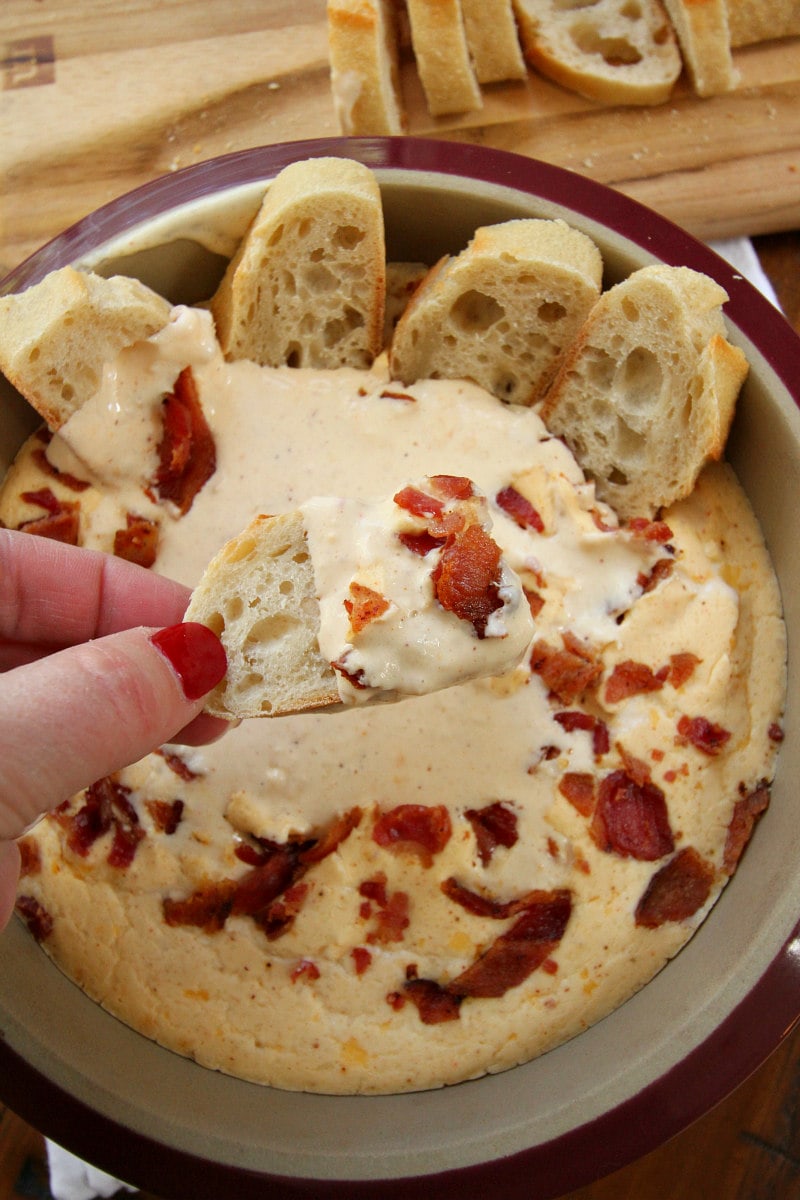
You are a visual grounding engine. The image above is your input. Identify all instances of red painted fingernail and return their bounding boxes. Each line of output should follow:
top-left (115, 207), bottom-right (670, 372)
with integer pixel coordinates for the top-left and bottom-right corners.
top-left (150, 623), bottom-right (227, 701)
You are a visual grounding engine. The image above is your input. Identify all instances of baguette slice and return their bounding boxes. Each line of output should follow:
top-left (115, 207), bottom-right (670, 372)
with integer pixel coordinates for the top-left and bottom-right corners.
top-left (405, 0), bottom-right (483, 115)
top-left (389, 218), bottom-right (603, 405)
top-left (512, 0), bottom-right (681, 105)
top-left (0, 267), bottom-right (171, 430)
top-left (661, 0), bottom-right (739, 96)
top-left (539, 265), bottom-right (748, 520)
top-left (727, 0), bottom-right (800, 45)
top-left (327, 0), bottom-right (406, 134)
top-left (186, 479), bottom-right (535, 719)
top-left (186, 511), bottom-right (340, 718)
top-left (210, 157), bottom-right (386, 369)
top-left (461, 0), bottom-right (527, 82)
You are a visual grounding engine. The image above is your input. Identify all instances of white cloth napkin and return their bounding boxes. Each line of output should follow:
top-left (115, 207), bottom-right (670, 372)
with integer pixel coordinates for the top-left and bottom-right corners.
top-left (42, 234), bottom-right (778, 1200)
top-left (46, 1140), bottom-right (136, 1200)
top-left (709, 237), bottom-right (781, 309)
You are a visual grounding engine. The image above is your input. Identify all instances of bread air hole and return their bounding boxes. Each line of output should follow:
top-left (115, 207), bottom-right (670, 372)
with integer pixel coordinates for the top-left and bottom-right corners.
top-left (538, 300), bottom-right (567, 324)
top-left (450, 290), bottom-right (504, 332)
top-left (621, 0), bottom-right (643, 18)
top-left (246, 614), bottom-right (301, 646)
top-left (303, 264), bottom-right (337, 292)
top-left (554, 0), bottom-right (601, 8)
top-left (334, 225), bottom-right (366, 250)
top-left (324, 307), bottom-right (365, 347)
top-left (570, 24), bottom-right (643, 65)
top-left (621, 347), bottom-right (663, 407)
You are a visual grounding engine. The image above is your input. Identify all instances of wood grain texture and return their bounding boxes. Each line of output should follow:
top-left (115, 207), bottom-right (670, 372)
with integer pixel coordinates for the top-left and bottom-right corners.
top-left (1, 0), bottom-right (799, 275)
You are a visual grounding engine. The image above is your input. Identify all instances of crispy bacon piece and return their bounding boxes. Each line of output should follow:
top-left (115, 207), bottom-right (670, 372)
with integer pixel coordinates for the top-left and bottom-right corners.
top-left (379, 388), bottom-right (416, 402)
top-left (367, 890), bottom-right (411, 945)
top-left (344, 582), bottom-right (390, 634)
top-left (19, 487), bottom-right (80, 545)
top-left (404, 979), bottom-right (463, 1024)
top-left (145, 798), bottom-right (185, 835)
top-left (352, 946), bottom-right (373, 975)
top-left (393, 485), bottom-right (445, 519)
top-left (230, 849), bottom-right (298, 917)
top-left (15, 895), bottom-right (53, 942)
top-left (429, 475), bottom-right (475, 500)
top-left (398, 530), bottom-right (446, 557)
top-left (156, 749), bottom-right (200, 782)
top-left (553, 710), bottom-right (609, 757)
top-left (31, 444), bottom-right (90, 492)
top-left (441, 878), bottom-right (555, 921)
top-left (154, 366), bottom-right (216, 514)
top-left (113, 513), bottom-right (159, 568)
top-left (530, 633), bottom-right (602, 704)
top-left (258, 882), bottom-right (311, 941)
top-left (300, 806), bottom-right (363, 865)
top-left (604, 659), bottom-right (667, 704)
top-left (723, 780), bottom-right (770, 874)
top-left (163, 810), bottom-right (360, 937)
top-left (558, 772), bottom-right (596, 817)
top-left (163, 881), bottom-right (238, 932)
top-left (17, 837), bottom-right (41, 877)
top-left (465, 801), bottom-right (518, 866)
top-left (525, 588), bottom-right (545, 618)
top-left (359, 873), bottom-right (388, 908)
top-left (495, 484), bottom-right (545, 533)
top-left (290, 959), bottom-right (320, 984)
top-left (676, 714), bottom-right (731, 756)
top-left (432, 523), bottom-right (503, 638)
top-left (627, 517), bottom-right (674, 543)
top-left (56, 775), bottom-right (145, 868)
top-left (635, 847), bottom-right (715, 928)
top-left (668, 652), bottom-right (700, 688)
top-left (447, 890), bottom-right (572, 999)
top-left (373, 804), bottom-right (452, 864)
top-left (591, 769), bottom-right (674, 861)
top-left (637, 558), bottom-right (674, 593)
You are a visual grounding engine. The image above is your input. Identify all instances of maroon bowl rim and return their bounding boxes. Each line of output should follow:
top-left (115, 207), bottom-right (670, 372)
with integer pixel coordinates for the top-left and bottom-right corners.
top-left (1, 136), bottom-right (799, 1198)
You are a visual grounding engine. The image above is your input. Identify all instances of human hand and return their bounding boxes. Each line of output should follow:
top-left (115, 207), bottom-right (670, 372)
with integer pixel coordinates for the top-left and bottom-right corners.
top-left (0, 529), bottom-right (228, 931)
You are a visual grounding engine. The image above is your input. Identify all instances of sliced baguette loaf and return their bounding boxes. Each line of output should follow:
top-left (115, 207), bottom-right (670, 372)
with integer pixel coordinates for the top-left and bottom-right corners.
top-left (661, 0), bottom-right (739, 96)
top-left (185, 511), bottom-right (340, 718)
top-left (210, 157), bottom-right (386, 369)
top-left (389, 218), bottom-right (603, 405)
top-left (405, 0), bottom-right (483, 115)
top-left (0, 267), bottom-right (171, 430)
top-left (461, 0), bottom-right (527, 82)
top-left (539, 265), bottom-right (748, 520)
top-left (327, 0), bottom-right (406, 134)
top-left (512, 0), bottom-right (682, 105)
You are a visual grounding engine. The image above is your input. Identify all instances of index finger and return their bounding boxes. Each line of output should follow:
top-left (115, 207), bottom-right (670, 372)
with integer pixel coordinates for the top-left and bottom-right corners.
top-left (0, 529), bottom-right (192, 648)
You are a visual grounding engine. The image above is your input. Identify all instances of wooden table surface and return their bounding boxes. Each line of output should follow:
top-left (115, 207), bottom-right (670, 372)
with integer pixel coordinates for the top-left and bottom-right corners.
top-left (2, 3), bottom-right (800, 1198)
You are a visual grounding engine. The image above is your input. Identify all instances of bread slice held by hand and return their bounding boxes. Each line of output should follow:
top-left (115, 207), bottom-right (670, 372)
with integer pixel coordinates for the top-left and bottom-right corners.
top-left (210, 157), bottom-right (386, 369)
top-left (512, 0), bottom-right (681, 105)
top-left (0, 267), bottom-right (171, 430)
top-left (185, 477), bottom-right (536, 719)
top-left (539, 265), bottom-right (748, 521)
top-left (389, 219), bottom-right (603, 405)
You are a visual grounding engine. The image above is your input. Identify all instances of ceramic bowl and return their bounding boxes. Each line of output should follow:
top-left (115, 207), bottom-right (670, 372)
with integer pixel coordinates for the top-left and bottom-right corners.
top-left (1, 137), bottom-right (798, 1199)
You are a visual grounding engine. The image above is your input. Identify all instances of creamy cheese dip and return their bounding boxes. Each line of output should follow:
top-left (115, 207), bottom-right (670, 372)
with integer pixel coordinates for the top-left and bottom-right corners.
top-left (5, 303), bottom-right (786, 1095)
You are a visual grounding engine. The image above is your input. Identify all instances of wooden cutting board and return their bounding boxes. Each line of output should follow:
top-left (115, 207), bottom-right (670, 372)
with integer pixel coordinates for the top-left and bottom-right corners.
top-left (1, 0), bottom-right (799, 275)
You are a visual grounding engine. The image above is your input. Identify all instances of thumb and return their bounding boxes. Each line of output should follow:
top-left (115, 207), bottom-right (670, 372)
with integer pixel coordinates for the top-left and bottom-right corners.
top-left (0, 623), bottom-right (226, 842)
